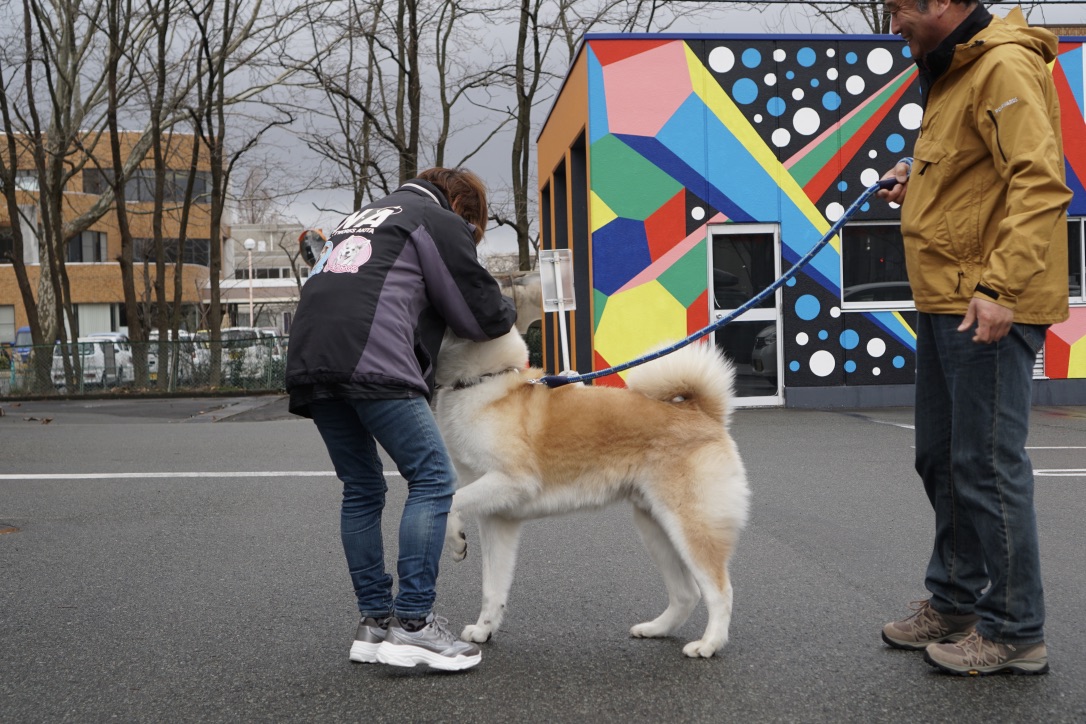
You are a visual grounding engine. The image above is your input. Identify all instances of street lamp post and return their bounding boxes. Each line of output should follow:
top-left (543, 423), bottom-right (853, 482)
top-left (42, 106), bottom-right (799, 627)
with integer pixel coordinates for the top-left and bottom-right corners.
top-left (244, 238), bottom-right (256, 326)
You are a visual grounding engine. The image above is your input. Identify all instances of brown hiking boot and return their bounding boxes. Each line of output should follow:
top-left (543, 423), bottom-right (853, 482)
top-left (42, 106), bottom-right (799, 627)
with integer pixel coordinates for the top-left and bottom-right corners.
top-left (925, 631), bottom-right (1049, 676)
top-left (882, 599), bottom-right (979, 650)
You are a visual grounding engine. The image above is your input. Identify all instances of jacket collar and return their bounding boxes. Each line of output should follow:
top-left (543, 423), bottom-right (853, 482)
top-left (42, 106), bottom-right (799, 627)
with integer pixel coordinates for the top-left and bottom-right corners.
top-left (397, 179), bottom-right (451, 210)
top-left (917, 3), bottom-right (992, 103)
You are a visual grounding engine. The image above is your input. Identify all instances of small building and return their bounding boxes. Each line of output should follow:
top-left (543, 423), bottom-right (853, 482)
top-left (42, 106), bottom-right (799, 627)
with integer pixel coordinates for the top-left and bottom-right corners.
top-left (536, 32), bottom-right (1086, 407)
top-left (220, 222), bottom-right (311, 333)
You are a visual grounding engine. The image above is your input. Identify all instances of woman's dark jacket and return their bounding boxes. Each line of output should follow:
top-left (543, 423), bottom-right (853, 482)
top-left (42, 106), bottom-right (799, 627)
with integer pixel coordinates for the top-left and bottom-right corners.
top-left (285, 179), bottom-right (517, 417)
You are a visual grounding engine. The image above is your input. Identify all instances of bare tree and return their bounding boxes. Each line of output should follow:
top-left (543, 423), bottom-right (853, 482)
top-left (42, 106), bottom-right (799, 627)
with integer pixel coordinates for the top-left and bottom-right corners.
top-left (184, 0), bottom-right (302, 385)
top-left (486, 0), bottom-right (720, 271)
top-left (0, 0), bottom-right (120, 390)
top-left (235, 164), bottom-right (284, 224)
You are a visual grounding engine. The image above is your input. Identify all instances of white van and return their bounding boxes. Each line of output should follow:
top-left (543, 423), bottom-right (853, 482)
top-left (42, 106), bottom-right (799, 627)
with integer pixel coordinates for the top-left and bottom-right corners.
top-left (52, 338), bottom-right (121, 389)
top-left (220, 327), bottom-right (272, 382)
top-left (86, 332), bottom-right (134, 386)
top-left (147, 329), bottom-right (199, 384)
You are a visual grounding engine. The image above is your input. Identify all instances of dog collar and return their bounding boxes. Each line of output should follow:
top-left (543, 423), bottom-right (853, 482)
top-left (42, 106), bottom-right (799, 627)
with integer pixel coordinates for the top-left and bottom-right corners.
top-left (449, 367), bottom-right (522, 391)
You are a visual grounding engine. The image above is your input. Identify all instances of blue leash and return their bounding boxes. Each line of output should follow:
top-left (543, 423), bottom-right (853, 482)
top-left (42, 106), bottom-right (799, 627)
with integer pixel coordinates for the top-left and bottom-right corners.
top-left (533, 176), bottom-right (902, 389)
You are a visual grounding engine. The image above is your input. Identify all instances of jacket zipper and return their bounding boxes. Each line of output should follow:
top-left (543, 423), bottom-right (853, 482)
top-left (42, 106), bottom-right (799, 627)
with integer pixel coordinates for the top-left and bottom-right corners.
top-left (986, 110), bottom-right (1008, 163)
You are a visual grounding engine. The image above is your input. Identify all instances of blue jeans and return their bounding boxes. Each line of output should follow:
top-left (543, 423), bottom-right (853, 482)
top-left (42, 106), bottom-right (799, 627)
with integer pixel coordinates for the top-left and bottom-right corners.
top-left (914, 313), bottom-right (1048, 644)
top-left (310, 396), bottom-right (455, 620)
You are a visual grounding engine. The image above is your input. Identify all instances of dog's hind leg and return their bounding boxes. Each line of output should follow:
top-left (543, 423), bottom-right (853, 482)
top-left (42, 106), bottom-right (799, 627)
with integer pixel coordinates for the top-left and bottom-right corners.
top-left (629, 506), bottom-right (700, 639)
top-left (682, 564), bottom-right (733, 658)
top-left (462, 514), bottom-right (522, 643)
top-left (671, 523), bottom-right (737, 658)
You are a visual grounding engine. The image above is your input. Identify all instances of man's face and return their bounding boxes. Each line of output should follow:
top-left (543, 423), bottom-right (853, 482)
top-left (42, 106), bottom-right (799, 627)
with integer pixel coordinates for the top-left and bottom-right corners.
top-left (886, 0), bottom-right (945, 60)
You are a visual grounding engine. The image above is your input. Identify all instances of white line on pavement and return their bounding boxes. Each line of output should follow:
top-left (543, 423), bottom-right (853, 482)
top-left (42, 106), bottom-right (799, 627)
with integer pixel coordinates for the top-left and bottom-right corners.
top-left (0, 471), bottom-right (402, 480)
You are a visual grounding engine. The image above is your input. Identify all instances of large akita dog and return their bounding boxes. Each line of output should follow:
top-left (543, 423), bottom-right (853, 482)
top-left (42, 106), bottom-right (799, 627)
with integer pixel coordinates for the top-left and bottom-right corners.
top-left (434, 330), bottom-right (749, 658)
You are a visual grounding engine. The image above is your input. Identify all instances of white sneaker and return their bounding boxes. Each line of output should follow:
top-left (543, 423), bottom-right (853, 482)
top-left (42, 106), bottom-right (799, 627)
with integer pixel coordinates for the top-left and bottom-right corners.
top-left (375, 614), bottom-right (481, 671)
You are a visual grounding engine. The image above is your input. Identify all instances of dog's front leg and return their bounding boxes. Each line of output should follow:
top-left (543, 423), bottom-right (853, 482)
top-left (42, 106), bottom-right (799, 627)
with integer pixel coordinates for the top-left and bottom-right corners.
top-left (445, 508), bottom-right (469, 562)
top-left (444, 460), bottom-right (480, 562)
top-left (462, 514), bottom-right (523, 643)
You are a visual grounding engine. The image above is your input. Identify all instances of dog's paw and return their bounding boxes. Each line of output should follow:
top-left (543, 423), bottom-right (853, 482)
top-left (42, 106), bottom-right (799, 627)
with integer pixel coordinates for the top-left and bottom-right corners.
top-left (445, 527), bottom-right (468, 562)
top-left (461, 624), bottom-right (493, 643)
top-left (630, 622), bottom-right (669, 639)
top-left (682, 639), bottom-right (722, 658)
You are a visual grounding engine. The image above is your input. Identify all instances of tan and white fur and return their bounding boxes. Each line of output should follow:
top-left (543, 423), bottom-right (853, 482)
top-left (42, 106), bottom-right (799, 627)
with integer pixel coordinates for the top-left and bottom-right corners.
top-left (434, 330), bottom-right (750, 658)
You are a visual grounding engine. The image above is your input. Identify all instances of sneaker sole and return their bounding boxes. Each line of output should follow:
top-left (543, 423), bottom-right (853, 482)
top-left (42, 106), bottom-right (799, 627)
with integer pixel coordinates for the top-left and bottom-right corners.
top-left (376, 643), bottom-right (481, 671)
top-left (881, 628), bottom-right (972, 651)
top-left (923, 650), bottom-right (1049, 676)
top-left (349, 640), bottom-right (382, 664)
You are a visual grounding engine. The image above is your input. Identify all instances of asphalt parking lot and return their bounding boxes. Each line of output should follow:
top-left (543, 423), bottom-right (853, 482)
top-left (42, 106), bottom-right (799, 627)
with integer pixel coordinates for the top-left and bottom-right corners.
top-left (2, 396), bottom-right (1084, 723)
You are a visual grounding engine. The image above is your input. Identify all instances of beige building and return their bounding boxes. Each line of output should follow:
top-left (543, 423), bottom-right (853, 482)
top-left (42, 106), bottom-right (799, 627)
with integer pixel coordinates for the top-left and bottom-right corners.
top-left (1, 131), bottom-right (216, 340)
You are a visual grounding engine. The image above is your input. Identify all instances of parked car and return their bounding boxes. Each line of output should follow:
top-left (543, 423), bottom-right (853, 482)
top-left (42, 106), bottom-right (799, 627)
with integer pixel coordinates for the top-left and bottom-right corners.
top-left (147, 329), bottom-right (199, 385)
top-left (85, 332), bottom-right (134, 385)
top-left (220, 327), bottom-right (274, 382)
top-left (750, 324), bottom-right (778, 381)
top-left (13, 326), bottom-right (32, 363)
top-left (256, 327), bottom-right (286, 363)
top-left (52, 338), bottom-right (122, 389)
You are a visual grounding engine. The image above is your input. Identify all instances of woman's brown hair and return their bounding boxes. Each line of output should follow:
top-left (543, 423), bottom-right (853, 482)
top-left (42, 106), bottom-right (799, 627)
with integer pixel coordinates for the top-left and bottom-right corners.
top-left (416, 167), bottom-right (488, 244)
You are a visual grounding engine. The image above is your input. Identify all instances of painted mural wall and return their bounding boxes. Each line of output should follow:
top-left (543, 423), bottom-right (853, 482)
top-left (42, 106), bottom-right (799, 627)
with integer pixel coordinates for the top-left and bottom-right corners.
top-left (584, 33), bottom-right (1086, 387)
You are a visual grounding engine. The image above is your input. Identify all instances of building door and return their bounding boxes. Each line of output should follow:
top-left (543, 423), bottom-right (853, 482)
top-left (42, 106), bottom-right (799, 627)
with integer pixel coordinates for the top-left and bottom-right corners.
top-left (708, 223), bottom-right (782, 406)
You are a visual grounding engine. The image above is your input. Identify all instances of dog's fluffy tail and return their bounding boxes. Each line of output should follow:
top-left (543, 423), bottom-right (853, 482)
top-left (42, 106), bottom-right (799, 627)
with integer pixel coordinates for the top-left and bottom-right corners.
top-left (623, 342), bottom-right (735, 426)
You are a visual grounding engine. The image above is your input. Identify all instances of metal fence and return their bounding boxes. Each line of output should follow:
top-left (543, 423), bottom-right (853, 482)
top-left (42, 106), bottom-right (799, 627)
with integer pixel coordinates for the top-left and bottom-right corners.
top-left (2, 330), bottom-right (544, 399)
top-left (1, 335), bottom-right (288, 398)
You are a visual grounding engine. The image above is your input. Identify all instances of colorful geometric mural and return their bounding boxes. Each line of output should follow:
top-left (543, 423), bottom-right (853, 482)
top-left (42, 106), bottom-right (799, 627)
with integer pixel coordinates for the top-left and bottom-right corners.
top-left (1047, 308), bottom-right (1086, 378)
top-left (584, 33), bottom-right (1086, 387)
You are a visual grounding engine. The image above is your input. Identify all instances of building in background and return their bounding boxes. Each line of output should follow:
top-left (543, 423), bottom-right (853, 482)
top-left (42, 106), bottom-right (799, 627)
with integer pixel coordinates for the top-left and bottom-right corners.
top-left (537, 31), bottom-right (1086, 408)
top-left (219, 222), bottom-right (310, 333)
top-left (0, 131), bottom-right (216, 338)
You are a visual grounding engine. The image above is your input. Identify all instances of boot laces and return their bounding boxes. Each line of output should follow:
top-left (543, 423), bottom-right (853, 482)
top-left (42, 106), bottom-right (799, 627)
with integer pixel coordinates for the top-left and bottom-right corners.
top-left (904, 600), bottom-right (950, 637)
top-left (953, 631), bottom-right (1007, 667)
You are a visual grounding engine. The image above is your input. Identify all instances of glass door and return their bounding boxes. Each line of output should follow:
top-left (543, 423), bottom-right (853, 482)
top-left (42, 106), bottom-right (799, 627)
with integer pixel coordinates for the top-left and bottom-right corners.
top-left (709, 223), bottom-right (782, 406)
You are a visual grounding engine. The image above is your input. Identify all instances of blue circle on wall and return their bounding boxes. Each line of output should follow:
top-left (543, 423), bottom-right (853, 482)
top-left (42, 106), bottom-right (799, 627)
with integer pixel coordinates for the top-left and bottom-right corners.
top-left (743, 48), bottom-right (762, 68)
top-left (789, 360), bottom-right (800, 372)
top-left (733, 78), bottom-right (759, 105)
top-left (786, 70), bottom-right (795, 80)
top-left (903, 46), bottom-right (913, 59)
top-left (818, 330), bottom-right (829, 341)
top-left (886, 133), bottom-right (905, 152)
top-left (811, 78), bottom-right (820, 88)
top-left (846, 52), bottom-right (858, 64)
top-left (786, 277), bottom-right (797, 287)
top-left (797, 47), bottom-right (817, 67)
top-left (840, 329), bottom-right (859, 349)
top-left (893, 355), bottom-right (906, 368)
top-left (844, 360), bottom-right (857, 373)
top-left (837, 180), bottom-right (848, 192)
top-left (795, 294), bottom-right (820, 321)
top-left (767, 96), bottom-right (786, 117)
top-left (823, 91), bottom-right (842, 111)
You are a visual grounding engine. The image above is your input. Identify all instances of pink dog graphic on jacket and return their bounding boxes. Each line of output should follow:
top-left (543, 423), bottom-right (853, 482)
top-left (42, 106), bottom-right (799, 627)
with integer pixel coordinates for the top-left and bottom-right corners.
top-left (324, 236), bottom-right (372, 274)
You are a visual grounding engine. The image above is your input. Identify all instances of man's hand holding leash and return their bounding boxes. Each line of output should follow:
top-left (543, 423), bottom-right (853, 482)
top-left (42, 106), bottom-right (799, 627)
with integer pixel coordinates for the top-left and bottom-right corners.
top-left (876, 158), bottom-right (912, 205)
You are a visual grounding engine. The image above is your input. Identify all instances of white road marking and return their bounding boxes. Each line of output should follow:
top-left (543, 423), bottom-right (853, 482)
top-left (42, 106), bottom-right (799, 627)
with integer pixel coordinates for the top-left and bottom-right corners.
top-left (0, 471), bottom-right (402, 480)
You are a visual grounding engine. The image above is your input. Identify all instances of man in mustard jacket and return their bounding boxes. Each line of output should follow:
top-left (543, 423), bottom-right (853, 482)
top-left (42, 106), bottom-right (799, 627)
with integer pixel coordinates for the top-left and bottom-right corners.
top-left (877, 0), bottom-right (1070, 676)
